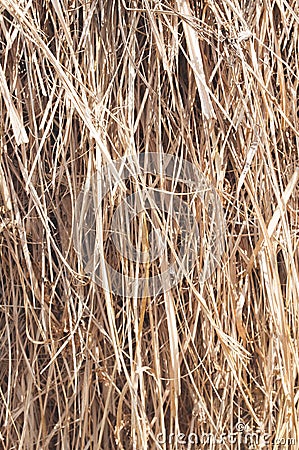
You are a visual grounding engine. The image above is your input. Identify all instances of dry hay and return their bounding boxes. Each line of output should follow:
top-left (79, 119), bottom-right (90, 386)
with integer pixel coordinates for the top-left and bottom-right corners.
top-left (0, 0), bottom-right (299, 448)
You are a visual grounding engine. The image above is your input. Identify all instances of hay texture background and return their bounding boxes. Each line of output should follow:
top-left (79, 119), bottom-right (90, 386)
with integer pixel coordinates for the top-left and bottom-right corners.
top-left (0, 0), bottom-right (299, 448)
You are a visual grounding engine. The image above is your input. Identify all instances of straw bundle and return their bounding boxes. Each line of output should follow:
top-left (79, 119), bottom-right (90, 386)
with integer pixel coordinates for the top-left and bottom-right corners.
top-left (0, 0), bottom-right (298, 448)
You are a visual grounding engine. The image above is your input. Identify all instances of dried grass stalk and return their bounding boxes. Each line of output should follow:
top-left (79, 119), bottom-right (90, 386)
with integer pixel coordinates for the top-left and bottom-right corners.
top-left (0, 0), bottom-right (298, 449)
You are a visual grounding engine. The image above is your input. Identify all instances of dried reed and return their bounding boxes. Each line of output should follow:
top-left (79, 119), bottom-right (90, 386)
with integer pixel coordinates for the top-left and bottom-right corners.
top-left (0, 0), bottom-right (298, 448)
